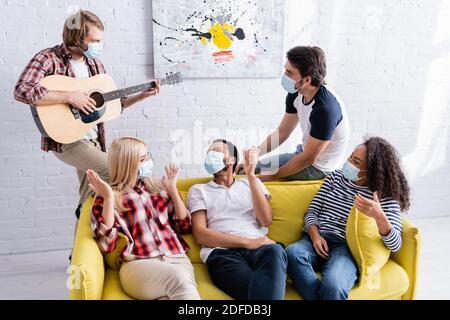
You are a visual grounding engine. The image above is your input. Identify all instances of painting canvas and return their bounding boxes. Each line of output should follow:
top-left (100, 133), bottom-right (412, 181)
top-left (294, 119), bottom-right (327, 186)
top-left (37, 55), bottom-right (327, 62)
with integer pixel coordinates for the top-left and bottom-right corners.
top-left (152, 0), bottom-right (286, 78)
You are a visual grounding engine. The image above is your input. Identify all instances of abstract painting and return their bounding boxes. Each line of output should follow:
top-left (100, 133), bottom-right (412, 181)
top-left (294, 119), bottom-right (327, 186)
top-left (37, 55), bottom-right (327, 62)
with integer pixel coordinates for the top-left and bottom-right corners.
top-left (152, 0), bottom-right (286, 78)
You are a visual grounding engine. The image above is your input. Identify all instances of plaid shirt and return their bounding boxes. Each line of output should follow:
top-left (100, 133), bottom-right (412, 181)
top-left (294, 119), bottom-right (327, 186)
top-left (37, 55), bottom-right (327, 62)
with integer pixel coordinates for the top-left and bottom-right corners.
top-left (91, 180), bottom-right (191, 262)
top-left (14, 43), bottom-right (126, 153)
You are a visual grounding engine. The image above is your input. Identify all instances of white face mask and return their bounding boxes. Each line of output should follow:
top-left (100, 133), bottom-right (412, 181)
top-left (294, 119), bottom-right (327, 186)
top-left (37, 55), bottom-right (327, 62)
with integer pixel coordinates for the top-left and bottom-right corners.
top-left (281, 74), bottom-right (298, 94)
top-left (204, 151), bottom-right (226, 175)
top-left (342, 160), bottom-right (367, 182)
top-left (138, 159), bottom-right (154, 178)
top-left (80, 40), bottom-right (103, 60)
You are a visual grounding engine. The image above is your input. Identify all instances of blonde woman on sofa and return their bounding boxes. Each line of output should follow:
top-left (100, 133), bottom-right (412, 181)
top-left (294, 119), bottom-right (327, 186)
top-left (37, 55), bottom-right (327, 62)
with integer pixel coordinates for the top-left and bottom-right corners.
top-left (286, 137), bottom-right (411, 300)
top-left (87, 137), bottom-right (200, 300)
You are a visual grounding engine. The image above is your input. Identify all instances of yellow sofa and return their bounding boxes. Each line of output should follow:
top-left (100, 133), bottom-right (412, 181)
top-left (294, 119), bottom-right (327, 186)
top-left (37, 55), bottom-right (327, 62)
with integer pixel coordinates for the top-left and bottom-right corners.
top-left (69, 178), bottom-right (420, 300)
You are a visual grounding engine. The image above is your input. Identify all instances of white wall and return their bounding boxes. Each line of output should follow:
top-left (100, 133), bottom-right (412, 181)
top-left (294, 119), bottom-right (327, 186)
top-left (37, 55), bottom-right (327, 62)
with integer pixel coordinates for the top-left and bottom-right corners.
top-left (0, 0), bottom-right (449, 255)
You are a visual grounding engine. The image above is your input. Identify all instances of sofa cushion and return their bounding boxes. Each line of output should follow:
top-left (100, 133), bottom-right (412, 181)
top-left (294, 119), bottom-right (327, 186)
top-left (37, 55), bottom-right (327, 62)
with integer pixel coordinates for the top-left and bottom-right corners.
top-left (265, 181), bottom-right (323, 246)
top-left (179, 191), bottom-right (202, 264)
top-left (101, 259), bottom-right (408, 300)
top-left (348, 259), bottom-right (409, 299)
top-left (104, 232), bottom-right (129, 270)
top-left (391, 217), bottom-right (420, 300)
top-left (69, 196), bottom-right (105, 300)
top-left (102, 268), bottom-right (133, 300)
top-left (346, 206), bottom-right (391, 286)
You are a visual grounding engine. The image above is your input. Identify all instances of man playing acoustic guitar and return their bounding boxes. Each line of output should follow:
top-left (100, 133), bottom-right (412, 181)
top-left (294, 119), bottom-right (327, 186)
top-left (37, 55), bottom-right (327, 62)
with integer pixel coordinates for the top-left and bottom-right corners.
top-left (14, 10), bottom-right (160, 223)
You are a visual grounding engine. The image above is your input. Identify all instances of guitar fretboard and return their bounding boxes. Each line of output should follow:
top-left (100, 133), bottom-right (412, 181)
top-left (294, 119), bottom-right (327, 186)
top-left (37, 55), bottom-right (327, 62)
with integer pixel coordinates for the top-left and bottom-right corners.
top-left (102, 77), bottom-right (172, 102)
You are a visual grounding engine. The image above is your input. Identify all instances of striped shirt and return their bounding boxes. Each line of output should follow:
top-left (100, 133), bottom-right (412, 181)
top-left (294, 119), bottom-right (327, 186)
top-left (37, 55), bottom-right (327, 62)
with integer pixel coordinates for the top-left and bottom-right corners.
top-left (304, 170), bottom-right (403, 252)
top-left (91, 179), bottom-right (191, 263)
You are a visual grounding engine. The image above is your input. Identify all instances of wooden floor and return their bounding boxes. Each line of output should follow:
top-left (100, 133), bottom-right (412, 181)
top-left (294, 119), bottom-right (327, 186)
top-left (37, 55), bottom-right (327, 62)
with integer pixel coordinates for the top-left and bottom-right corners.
top-left (0, 217), bottom-right (449, 300)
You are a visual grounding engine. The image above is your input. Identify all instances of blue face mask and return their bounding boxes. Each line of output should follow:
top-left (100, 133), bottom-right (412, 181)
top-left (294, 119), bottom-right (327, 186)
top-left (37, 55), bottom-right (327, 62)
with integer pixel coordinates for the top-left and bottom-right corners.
top-left (204, 151), bottom-right (226, 175)
top-left (281, 74), bottom-right (298, 94)
top-left (81, 41), bottom-right (103, 60)
top-left (342, 160), bottom-right (366, 182)
top-left (138, 159), bottom-right (154, 178)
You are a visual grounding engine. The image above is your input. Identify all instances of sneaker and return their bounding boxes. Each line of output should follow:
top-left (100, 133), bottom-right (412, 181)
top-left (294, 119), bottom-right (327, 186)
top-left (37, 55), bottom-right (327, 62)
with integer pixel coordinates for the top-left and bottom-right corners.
top-left (75, 204), bottom-right (81, 220)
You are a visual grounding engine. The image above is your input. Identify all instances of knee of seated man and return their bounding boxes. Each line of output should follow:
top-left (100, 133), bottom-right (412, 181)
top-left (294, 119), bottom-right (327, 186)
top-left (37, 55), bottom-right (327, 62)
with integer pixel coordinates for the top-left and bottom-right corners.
top-left (319, 281), bottom-right (349, 300)
top-left (261, 243), bottom-right (287, 262)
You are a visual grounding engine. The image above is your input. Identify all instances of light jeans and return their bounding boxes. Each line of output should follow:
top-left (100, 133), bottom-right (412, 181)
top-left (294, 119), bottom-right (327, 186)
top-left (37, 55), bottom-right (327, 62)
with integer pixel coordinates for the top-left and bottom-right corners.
top-left (256, 144), bottom-right (326, 181)
top-left (286, 232), bottom-right (358, 300)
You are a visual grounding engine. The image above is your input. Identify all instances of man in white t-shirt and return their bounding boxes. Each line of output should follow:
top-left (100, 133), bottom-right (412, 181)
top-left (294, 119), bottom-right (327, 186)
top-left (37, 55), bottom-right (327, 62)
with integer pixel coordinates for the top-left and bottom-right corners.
top-left (235, 46), bottom-right (350, 182)
top-left (187, 139), bottom-right (287, 300)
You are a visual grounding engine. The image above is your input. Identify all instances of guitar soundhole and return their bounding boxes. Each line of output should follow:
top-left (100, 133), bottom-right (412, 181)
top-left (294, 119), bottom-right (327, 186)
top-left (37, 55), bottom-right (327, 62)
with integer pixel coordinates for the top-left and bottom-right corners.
top-left (76, 91), bottom-right (106, 124)
top-left (90, 92), bottom-right (104, 108)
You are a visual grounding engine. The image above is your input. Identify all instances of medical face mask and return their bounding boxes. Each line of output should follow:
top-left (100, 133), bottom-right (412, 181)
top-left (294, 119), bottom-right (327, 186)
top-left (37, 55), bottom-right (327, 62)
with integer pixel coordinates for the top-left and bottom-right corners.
top-left (138, 159), bottom-right (154, 178)
top-left (342, 160), bottom-right (366, 182)
top-left (281, 73), bottom-right (298, 94)
top-left (80, 41), bottom-right (103, 59)
top-left (204, 151), bottom-right (226, 175)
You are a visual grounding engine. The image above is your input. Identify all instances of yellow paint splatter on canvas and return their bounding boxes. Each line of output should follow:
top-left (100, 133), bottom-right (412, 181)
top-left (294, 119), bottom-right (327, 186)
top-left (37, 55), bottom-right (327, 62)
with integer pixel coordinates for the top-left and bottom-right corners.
top-left (201, 22), bottom-right (236, 49)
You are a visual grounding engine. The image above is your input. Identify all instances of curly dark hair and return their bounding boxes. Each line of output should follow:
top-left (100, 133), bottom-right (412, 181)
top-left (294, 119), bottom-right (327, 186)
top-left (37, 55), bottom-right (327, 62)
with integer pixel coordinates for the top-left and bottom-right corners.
top-left (363, 137), bottom-right (411, 212)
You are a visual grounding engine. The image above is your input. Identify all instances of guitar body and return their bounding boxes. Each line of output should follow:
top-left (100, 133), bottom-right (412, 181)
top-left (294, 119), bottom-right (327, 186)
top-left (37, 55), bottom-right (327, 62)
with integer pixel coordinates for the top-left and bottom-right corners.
top-left (31, 74), bottom-right (122, 144)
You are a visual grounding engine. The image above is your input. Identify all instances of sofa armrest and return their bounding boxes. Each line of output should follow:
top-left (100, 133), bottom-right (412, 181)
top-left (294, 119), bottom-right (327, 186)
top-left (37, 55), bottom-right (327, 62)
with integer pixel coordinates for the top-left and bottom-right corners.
top-left (390, 217), bottom-right (420, 300)
top-left (69, 196), bottom-right (105, 300)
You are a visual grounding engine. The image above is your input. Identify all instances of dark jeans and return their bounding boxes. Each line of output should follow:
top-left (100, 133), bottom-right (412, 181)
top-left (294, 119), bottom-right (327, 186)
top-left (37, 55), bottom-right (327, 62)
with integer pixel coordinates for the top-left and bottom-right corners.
top-left (286, 232), bottom-right (358, 300)
top-left (255, 144), bottom-right (326, 181)
top-left (206, 243), bottom-right (288, 300)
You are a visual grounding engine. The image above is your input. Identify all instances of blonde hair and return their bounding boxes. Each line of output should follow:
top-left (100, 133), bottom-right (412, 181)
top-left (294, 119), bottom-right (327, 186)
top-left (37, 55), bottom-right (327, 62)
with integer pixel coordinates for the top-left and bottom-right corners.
top-left (63, 10), bottom-right (104, 47)
top-left (108, 137), bottom-right (163, 212)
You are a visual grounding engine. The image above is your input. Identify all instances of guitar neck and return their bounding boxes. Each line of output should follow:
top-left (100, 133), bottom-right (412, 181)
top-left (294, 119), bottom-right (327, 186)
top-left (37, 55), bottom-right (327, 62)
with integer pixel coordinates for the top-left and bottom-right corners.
top-left (103, 78), bottom-right (169, 102)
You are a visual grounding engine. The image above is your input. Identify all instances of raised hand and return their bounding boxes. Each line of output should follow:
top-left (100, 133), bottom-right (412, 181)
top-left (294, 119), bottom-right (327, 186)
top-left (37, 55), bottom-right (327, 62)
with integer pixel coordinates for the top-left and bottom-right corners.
top-left (161, 164), bottom-right (179, 194)
top-left (354, 192), bottom-right (384, 219)
top-left (234, 163), bottom-right (245, 175)
top-left (243, 146), bottom-right (260, 177)
top-left (87, 169), bottom-right (113, 199)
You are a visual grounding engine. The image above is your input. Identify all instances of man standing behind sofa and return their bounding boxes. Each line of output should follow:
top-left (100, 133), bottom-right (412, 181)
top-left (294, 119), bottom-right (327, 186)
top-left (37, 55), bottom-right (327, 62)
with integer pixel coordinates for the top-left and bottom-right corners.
top-left (14, 10), bottom-right (161, 220)
top-left (236, 46), bottom-right (350, 182)
top-left (187, 139), bottom-right (287, 300)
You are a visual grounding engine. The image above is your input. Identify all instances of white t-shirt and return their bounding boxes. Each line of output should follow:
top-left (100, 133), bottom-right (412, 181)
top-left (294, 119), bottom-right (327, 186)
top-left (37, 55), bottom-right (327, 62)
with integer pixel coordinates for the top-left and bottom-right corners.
top-left (186, 178), bottom-right (272, 263)
top-left (70, 59), bottom-right (98, 141)
top-left (286, 85), bottom-right (350, 173)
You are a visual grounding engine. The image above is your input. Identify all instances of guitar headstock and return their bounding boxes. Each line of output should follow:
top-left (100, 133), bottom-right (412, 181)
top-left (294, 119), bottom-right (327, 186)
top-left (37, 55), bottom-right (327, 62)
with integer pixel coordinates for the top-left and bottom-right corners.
top-left (162, 72), bottom-right (182, 86)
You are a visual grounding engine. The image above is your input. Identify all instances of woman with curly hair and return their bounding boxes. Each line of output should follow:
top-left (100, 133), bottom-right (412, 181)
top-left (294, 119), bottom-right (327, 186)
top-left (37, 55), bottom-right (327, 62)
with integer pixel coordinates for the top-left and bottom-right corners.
top-left (286, 137), bottom-right (410, 300)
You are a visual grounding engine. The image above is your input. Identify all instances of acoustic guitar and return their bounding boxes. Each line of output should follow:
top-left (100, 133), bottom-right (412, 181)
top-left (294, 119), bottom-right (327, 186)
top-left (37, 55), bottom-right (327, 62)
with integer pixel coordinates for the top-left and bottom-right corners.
top-left (29, 72), bottom-right (182, 144)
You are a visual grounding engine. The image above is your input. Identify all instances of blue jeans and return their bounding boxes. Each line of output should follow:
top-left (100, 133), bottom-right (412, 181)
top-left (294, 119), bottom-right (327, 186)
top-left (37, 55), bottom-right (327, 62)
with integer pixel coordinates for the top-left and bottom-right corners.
top-left (206, 243), bottom-right (287, 300)
top-left (286, 232), bottom-right (358, 300)
top-left (255, 144), bottom-right (326, 181)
